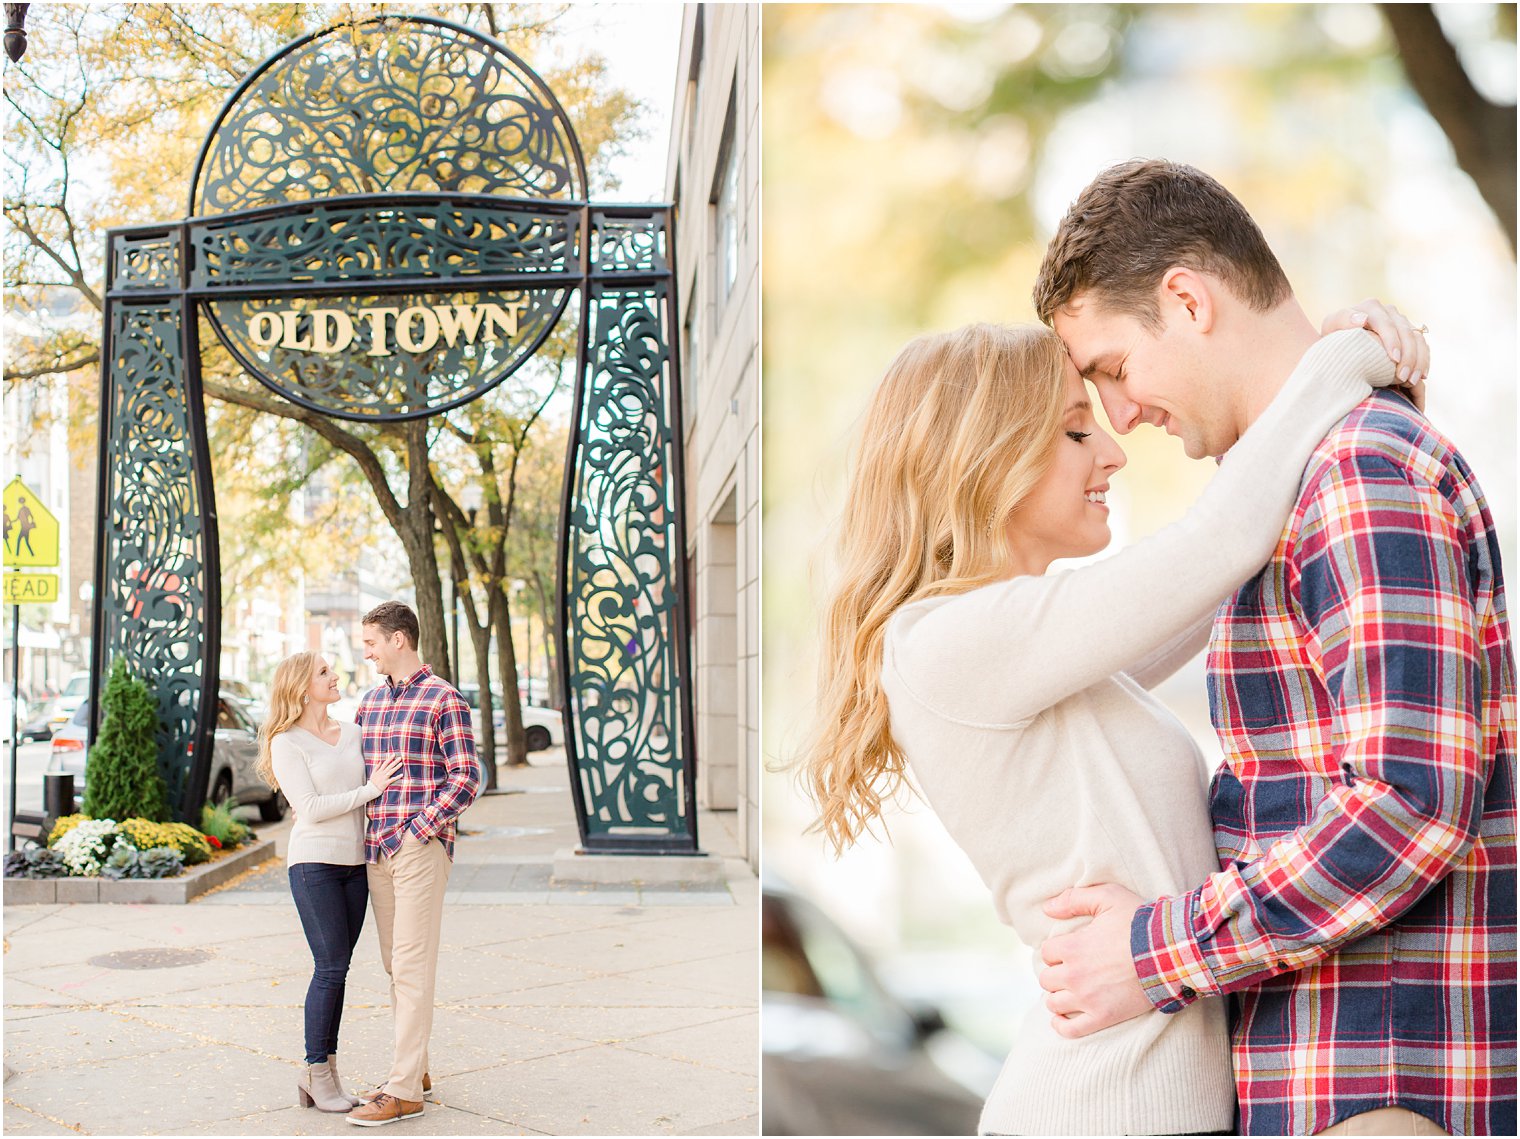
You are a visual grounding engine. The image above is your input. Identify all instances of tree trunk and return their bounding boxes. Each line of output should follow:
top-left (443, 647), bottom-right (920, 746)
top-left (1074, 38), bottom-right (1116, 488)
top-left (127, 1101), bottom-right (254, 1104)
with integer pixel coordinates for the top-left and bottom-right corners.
top-left (1380, 3), bottom-right (1517, 252)
top-left (531, 568), bottom-right (560, 707)
top-left (468, 615), bottom-right (498, 790)
top-left (400, 420), bottom-right (451, 681)
top-left (491, 585), bottom-right (528, 766)
top-left (449, 544), bottom-right (497, 785)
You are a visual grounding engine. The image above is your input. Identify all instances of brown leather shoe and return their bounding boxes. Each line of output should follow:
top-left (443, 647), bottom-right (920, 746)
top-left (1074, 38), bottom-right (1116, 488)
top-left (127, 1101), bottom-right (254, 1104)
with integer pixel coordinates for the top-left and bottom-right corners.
top-left (358, 1073), bottom-right (431, 1104)
top-left (346, 1093), bottom-right (423, 1127)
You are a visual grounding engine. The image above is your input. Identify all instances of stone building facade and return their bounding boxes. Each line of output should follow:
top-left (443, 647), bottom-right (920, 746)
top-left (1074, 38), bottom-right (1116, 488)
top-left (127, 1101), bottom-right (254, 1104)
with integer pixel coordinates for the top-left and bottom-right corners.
top-left (667, 4), bottom-right (761, 866)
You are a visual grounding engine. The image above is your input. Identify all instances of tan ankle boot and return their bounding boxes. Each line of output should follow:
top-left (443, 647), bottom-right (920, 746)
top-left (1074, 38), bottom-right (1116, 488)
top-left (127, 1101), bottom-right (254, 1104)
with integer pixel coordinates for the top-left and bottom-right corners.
top-left (327, 1054), bottom-right (364, 1108)
top-left (297, 1059), bottom-right (353, 1113)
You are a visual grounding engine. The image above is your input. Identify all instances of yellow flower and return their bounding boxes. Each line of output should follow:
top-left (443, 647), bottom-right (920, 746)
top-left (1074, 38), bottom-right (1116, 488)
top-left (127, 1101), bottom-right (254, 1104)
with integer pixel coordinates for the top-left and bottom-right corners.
top-left (47, 814), bottom-right (90, 846)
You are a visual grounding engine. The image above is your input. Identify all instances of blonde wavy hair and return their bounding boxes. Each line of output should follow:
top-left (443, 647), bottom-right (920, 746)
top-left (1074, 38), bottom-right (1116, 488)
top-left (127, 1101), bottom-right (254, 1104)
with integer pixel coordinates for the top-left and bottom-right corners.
top-left (255, 651), bottom-right (320, 790)
top-left (803, 323), bottom-right (1069, 852)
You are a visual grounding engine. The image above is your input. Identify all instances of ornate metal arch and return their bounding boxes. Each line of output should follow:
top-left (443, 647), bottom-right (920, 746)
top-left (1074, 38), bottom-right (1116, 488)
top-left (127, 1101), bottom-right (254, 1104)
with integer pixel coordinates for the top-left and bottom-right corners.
top-left (91, 15), bottom-right (698, 853)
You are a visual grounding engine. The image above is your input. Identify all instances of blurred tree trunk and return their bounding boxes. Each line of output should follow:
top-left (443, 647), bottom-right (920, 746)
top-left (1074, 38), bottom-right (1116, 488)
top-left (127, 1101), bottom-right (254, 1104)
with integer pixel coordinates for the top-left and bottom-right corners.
top-left (1380, 3), bottom-right (1516, 252)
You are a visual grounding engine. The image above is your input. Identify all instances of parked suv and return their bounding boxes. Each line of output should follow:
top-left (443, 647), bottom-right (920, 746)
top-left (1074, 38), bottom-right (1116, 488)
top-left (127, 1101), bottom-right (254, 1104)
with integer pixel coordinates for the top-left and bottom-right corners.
top-left (47, 691), bottom-right (286, 820)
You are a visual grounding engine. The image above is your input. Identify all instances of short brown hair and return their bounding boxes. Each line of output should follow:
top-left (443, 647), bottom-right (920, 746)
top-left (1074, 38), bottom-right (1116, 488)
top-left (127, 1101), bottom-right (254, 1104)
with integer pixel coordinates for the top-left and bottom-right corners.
top-left (1032, 159), bottom-right (1292, 328)
top-left (362, 601), bottom-right (419, 650)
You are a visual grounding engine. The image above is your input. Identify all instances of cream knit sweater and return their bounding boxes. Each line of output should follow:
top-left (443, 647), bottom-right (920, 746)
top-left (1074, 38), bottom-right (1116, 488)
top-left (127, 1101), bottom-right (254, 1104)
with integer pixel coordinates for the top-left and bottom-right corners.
top-left (880, 331), bottom-right (1394, 1135)
top-left (269, 721), bottom-right (380, 867)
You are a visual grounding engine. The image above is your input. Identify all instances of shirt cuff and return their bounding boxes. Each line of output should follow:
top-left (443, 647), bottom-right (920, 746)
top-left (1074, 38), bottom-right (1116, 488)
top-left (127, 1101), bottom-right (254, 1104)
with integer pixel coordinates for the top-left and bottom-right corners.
top-left (1131, 893), bottom-right (1220, 1013)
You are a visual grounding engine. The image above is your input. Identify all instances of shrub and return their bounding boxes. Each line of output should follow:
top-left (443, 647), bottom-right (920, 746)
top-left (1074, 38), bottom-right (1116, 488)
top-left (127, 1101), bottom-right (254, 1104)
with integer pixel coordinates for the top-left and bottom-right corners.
top-left (201, 800), bottom-right (250, 849)
top-left (3, 848), bottom-right (68, 879)
top-left (83, 658), bottom-right (169, 823)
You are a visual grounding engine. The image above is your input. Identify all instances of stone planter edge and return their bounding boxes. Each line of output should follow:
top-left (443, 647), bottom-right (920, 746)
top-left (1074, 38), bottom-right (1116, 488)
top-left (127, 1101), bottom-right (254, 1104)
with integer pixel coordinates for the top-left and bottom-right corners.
top-left (3, 838), bottom-right (275, 906)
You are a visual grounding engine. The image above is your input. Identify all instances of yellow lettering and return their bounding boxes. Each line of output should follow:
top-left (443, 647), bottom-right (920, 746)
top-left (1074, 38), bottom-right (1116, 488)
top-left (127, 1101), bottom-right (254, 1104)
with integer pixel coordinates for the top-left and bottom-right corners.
top-left (482, 299), bottom-right (525, 340)
top-left (432, 303), bottom-right (486, 347)
top-left (278, 310), bottom-right (313, 351)
top-left (311, 309), bottom-right (355, 354)
top-left (395, 306), bottom-right (440, 353)
top-left (356, 307), bottom-right (399, 357)
top-left (248, 312), bottom-right (282, 349)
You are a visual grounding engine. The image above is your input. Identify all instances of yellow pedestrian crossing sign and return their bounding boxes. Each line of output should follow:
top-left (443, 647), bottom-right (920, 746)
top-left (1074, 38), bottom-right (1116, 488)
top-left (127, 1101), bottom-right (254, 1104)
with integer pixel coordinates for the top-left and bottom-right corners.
top-left (3, 478), bottom-right (59, 569)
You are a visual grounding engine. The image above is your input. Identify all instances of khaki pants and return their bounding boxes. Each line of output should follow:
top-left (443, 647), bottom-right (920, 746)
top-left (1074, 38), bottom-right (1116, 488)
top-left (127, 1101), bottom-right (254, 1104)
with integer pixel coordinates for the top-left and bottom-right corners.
top-left (1315, 1108), bottom-right (1449, 1136)
top-left (367, 833), bottom-right (451, 1102)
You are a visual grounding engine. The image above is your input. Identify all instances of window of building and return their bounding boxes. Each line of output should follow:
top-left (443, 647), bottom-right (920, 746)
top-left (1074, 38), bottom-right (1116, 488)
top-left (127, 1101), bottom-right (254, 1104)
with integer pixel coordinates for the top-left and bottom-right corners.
top-left (711, 84), bottom-right (739, 310)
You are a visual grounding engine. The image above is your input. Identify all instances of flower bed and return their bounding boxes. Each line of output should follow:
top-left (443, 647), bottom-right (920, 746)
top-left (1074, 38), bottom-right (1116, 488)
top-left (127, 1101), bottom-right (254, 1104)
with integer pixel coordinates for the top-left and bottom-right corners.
top-left (4, 812), bottom-right (255, 883)
top-left (3, 838), bottom-right (274, 905)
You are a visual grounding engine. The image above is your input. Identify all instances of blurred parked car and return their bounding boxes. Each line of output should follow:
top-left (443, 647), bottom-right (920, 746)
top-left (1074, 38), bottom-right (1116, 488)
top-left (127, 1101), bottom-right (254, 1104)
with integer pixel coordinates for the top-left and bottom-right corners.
top-left (46, 671), bottom-right (92, 734)
top-left (20, 697), bottom-right (65, 741)
top-left (47, 691), bottom-right (286, 820)
top-left (762, 878), bottom-right (988, 1136)
top-left (1, 691), bottom-right (29, 742)
top-left (459, 684), bottom-right (563, 752)
top-left (517, 673), bottom-right (553, 706)
top-left (218, 677), bottom-right (266, 724)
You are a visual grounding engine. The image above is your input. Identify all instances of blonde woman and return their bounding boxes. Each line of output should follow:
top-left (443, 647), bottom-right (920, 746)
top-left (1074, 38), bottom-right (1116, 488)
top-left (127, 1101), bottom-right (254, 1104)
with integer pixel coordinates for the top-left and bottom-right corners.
top-left (803, 309), bottom-right (1423, 1135)
top-left (256, 653), bottom-right (403, 1114)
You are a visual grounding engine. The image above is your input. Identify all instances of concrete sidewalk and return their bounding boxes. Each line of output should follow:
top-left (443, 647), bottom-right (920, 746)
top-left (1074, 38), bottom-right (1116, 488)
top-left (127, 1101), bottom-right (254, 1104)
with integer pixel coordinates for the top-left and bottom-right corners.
top-left (2, 754), bottom-right (758, 1136)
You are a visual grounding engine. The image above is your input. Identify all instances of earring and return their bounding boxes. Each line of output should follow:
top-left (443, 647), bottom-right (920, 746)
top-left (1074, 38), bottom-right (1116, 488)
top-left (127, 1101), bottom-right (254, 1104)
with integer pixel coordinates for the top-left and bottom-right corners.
top-left (302, 696), bottom-right (309, 705)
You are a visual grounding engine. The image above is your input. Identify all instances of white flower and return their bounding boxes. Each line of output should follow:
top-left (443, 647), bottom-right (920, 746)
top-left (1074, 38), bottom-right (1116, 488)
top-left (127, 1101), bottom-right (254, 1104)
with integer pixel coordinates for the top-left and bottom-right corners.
top-left (54, 819), bottom-right (121, 876)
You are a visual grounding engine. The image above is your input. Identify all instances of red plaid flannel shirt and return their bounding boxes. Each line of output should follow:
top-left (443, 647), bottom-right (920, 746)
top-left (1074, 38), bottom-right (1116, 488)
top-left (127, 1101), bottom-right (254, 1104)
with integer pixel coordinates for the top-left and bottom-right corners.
top-left (1131, 393), bottom-right (1516, 1136)
top-left (357, 665), bottom-right (482, 861)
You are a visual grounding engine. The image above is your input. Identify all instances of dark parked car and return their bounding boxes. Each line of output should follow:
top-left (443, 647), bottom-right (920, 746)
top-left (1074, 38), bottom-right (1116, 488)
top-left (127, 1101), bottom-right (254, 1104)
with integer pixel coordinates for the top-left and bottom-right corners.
top-left (762, 879), bottom-right (989, 1135)
top-left (47, 692), bottom-right (286, 820)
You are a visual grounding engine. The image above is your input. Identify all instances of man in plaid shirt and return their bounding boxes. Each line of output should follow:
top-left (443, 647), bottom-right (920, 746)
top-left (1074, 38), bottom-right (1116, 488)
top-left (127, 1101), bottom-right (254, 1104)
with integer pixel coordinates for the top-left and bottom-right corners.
top-left (347, 601), bottom-right (481, 1127)
top-left (1032, 161), bottom-right (1515, 1135)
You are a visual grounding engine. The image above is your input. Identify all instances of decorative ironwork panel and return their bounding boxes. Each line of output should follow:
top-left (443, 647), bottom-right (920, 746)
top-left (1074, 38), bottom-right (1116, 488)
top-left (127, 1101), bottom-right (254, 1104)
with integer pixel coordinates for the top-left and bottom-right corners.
top-left (563, 280), bottom-right (693, 848)
top-left (204, 286), bottom-right (569, 420)
top-left (99, 301), bottom-right (208, 814)
top-left (112, 231), bottom-right (181, 292)
top-left (190, 201), bottom-right (578, 289)
top-left (191, 16), bottom-right (587, 216)
top-left (590, 210), bottom-right (668, 275)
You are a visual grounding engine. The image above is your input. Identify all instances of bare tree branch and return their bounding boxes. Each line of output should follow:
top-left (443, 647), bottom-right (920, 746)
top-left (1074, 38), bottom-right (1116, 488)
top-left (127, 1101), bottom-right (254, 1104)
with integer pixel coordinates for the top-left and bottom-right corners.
top-left (1380, 3), bottom-right (1516, 252)
top-left (3, 349), bottom-right (100, 383)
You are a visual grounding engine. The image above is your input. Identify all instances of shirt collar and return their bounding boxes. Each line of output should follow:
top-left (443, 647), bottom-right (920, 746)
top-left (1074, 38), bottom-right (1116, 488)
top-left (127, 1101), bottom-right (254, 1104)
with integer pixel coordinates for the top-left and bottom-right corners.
top-left (386, 664), bottom-right (433, 692)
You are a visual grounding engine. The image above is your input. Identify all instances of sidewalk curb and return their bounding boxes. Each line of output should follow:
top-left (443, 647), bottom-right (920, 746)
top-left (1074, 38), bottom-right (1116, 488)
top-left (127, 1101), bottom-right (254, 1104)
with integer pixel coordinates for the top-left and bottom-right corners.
top-left (2, 837), bottom-right (274, 905)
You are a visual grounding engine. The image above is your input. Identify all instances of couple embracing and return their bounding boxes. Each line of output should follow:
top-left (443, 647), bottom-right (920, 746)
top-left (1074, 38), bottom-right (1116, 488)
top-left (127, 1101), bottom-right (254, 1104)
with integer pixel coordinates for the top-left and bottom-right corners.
top-left (254, 600), bottom-right (482, 1127)
top-left (807, 160), bottom-right (1515, 1136)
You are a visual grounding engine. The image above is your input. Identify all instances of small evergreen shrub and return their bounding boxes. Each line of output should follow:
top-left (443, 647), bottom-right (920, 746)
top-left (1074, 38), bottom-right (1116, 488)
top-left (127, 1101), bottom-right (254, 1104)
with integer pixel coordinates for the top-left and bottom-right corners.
top-left (83, 658), bottom-right (170, 823)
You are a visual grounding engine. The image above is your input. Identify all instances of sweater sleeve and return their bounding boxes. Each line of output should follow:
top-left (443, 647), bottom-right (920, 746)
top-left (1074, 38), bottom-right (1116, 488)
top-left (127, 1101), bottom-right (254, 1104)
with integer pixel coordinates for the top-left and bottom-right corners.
top-left (269, 732), bottom-right (381, 825)
top-left (889, 330), bottom-right (1396, 726)
top-left (1124, 611), bottom-right (1215, 691)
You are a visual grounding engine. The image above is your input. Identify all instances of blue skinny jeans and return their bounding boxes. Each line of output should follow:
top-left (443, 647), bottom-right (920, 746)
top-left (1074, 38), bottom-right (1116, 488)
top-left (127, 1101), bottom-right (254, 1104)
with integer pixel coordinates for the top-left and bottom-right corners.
top-left (288, 861), bottom-right (368, 1065)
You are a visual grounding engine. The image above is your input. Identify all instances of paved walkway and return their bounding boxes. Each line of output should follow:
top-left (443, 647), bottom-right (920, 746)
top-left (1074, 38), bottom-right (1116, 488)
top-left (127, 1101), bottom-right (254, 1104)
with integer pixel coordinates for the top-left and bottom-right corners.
top-left (2, 754), bottom-right (758, 1135)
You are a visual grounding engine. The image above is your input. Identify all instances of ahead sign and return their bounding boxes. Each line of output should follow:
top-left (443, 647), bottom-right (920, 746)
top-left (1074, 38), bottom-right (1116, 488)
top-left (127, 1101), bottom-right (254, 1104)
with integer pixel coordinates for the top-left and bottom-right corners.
top-left (4, 573), bottom-right (59, 604)
top-left (2, 478), bottom-right (59, 569)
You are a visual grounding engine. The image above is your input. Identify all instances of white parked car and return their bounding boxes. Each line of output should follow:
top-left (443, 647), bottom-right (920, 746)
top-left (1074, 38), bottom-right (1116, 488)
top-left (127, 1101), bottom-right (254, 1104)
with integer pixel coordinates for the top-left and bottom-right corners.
top-left (459, 685), bottom-right (563, 752)
top-left (48, 692), bottom-right (287, 820)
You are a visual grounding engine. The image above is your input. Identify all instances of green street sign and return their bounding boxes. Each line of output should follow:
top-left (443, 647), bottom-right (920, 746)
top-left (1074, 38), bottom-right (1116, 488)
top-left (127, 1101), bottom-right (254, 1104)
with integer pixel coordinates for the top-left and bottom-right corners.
top-left (3, 478), bottom-right (60, 568)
